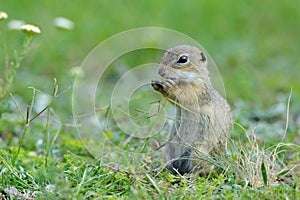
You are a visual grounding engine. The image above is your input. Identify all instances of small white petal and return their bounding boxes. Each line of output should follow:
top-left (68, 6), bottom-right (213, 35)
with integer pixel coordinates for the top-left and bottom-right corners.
top-left (7, 20), bottom-right (25, 30)
top-left (54, 17), bottom-right (74, 30)
top-left (45, 184), bottom-right (56, 192)
top-left (21, 24), bottom-right (41, 35)
top-left (0, 11), bottom-right (8, 21)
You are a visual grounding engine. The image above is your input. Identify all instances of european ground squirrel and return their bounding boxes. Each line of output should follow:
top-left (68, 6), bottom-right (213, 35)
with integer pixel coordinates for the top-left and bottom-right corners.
top-left (151, 45), bottom-right (233, 175)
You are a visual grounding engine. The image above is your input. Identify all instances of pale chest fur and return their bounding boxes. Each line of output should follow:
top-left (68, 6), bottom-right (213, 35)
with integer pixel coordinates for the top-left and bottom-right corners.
top-left (174, 86), bottom-right (232, 145)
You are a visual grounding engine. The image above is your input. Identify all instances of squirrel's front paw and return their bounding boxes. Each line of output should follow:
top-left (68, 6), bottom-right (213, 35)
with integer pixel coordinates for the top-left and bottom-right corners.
top-left (151, 79), bottom-right (176, 93)
top-left (151, 80), bottom-right (164, 92)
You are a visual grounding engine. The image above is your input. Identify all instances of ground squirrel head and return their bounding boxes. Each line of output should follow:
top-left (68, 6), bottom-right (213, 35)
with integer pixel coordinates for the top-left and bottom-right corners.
top-left (158, 45), bottom-right (209, 83)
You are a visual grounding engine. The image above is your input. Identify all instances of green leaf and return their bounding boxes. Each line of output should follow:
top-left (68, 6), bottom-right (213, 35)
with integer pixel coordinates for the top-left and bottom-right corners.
top-left (261, 161), bottom-right (268, 186)
top-left (277, 169), bottom-right (290, 177)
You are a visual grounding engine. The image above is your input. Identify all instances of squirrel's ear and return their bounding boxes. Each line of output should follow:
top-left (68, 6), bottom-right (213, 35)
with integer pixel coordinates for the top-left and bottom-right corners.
top-left (200, 52), bottom-right (207, 62)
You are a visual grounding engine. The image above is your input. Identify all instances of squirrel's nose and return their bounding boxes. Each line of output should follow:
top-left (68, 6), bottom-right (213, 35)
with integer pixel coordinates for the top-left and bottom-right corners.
top-left (158, 65), bottom-right (166, 77)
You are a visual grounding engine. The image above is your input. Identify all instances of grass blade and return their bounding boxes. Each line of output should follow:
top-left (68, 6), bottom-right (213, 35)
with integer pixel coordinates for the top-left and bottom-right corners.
top-left (146, 173), bottom-right (161, 195)
top-left (277, 169), bottom-right (291, 177)
top-left (261, 161), bottom-right (268, 186)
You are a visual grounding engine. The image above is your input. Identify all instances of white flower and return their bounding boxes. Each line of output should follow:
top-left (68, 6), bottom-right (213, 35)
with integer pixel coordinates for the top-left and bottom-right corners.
top-left (7, 19), bottom-right (25, 30)
top-left (70, 66), bottom-right (84, 77)
top-left (21, 24), bottom-right (41, 35)
top-left (0, 11), bottom-right (8, 21)
top-left (45, 184), bottom-right (56, 192)
top-left (54, 17), bottom-right (74, 30)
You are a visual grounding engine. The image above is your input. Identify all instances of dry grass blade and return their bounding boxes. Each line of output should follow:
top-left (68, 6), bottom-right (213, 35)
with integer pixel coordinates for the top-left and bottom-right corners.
top-left (283, 87), bottom-right (292, 140)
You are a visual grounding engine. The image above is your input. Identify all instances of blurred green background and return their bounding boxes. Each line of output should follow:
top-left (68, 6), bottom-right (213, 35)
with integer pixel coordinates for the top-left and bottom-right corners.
top-left (2, 0), bottom-right (300, 116)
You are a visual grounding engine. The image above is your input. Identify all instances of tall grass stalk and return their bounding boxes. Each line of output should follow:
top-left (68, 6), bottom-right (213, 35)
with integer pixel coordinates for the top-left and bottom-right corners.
top-left (11, 78), bottom-right (61, 168)
top-left (11, 88), bottom-right (36, 166)
top-left (12, 109), bottom-right (30, 166)
top-left (44, 78), bottom-right (58, 168)
top-left (11, 92), bottom-right (32, 166)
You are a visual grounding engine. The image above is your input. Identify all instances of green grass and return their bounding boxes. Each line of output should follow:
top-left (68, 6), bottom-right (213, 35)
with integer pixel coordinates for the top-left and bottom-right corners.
top-left (0, 0), bottom-right (300, 199)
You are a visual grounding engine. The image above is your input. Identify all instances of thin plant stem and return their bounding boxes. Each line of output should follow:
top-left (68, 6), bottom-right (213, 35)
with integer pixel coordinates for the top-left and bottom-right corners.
top-left (12, 106), bottom-right (30, 166)
top-left (45, 105), bottom-right (51, 168)
top-left (44, 78), bottom-right (58, 168)
top-left (9, 93), bottom-right (25, 121)
top-left (75, 167), bottom-right (87, 198)
top-left (282, 88), bottom-right (292, 140)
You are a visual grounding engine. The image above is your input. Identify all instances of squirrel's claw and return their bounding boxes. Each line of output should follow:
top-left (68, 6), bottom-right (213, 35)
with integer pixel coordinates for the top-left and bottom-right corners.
top-left (151, 79), bottom-right (176, 93)
top-left (151, 80), bottom-right (164, 91)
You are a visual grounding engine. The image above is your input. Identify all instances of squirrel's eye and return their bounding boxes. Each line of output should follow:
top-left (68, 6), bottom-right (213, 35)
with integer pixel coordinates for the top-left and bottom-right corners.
top-left (177, 55), bottom-right (188, 64)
